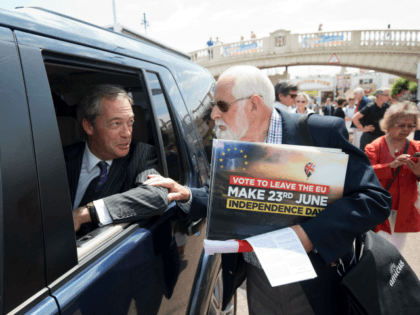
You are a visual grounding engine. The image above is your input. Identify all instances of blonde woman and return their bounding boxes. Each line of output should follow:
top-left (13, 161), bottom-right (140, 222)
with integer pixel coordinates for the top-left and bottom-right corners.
top-left (294, 92), bottom-right (315, 114)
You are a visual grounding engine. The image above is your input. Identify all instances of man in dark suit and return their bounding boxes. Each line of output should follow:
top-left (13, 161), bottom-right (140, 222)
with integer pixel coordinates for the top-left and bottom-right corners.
top-left (145, 66), bottom-right (391, 314)
top-left (322, 98), bottom-right (334, 116)
top-left (70, 84), bottom-right (168, 233)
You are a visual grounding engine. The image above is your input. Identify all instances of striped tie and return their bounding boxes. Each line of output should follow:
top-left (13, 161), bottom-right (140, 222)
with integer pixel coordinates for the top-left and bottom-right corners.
top-left (76, 161), bottom-right (108, 236)
top-left (78, 161), bottom-right (108, 208)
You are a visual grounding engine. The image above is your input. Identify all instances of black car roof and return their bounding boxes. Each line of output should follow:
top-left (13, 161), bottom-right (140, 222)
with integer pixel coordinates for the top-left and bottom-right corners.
top-left (0, 6), bottom-right (191, 61)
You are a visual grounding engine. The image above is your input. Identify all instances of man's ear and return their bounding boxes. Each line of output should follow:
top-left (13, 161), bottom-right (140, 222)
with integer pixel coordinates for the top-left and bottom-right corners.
top-left (249, 95), bottom-right (264, 115)
top-left (277, 93), bottom-right (285, 102)
top-left (82, 118), bottom-right (94, 136)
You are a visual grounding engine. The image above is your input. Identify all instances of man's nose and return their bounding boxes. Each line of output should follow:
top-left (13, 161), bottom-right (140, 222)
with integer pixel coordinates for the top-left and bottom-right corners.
top-left (121, 123), bottom-right (132, 138)
top-left (211, 105), bottom-right (221, 120)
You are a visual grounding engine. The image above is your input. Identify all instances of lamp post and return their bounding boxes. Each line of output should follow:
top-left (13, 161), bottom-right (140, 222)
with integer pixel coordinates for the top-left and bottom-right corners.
top-left (141, 13), bottom-right (149, 35)
top-left (112, 0), bottom-right (117, 24)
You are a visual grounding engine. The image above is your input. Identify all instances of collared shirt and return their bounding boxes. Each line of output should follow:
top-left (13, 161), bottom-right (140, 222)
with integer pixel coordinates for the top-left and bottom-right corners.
top-left (293, 108), bottom-right (315, 115)
top-left (73, 142), bottom-right (113, 226)
top-left (243, 108), bottom-right (283, 268)
top-left (274, 101), bottom-right (293, 113)
top-left (344, 105), bottom-right (356, 119)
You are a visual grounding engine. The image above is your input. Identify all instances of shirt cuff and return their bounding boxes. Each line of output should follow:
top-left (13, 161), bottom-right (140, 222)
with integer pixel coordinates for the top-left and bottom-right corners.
top-left (93, 199), bottom-right (113, 226)
top-left (176, 187), bottom-right (192, 214)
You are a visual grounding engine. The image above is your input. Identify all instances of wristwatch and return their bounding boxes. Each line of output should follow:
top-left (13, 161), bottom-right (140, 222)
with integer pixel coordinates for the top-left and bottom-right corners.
top-left (87, 202), bottom-right (99, 226)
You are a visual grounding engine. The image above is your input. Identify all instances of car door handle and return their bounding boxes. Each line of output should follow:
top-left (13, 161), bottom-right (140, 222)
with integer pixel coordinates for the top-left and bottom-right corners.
top-left (187, 219), bottom-right (206, 236)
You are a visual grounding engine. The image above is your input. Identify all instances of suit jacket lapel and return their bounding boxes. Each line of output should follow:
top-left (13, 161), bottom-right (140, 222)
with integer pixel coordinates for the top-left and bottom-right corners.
top-left (276, 108), bottom-right (301, 146)
top-left (99, 151), bottom-right (131, 198)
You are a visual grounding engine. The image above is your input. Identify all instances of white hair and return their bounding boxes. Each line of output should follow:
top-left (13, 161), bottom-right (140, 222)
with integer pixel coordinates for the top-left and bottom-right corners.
top-left (353, 87), bottom-right (365, 95)
top-left (297, 92), bottom-right (310, 102)
top-left (218, 66), bottom-right (275, 110)
top-left (368, 95), bottom-right (377, 103)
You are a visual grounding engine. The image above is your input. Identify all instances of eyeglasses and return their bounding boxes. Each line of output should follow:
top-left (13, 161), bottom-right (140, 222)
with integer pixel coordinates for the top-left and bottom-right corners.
top-left (296, 100), bottom-right (307, 103)
top-left (210, 95), bottom-right (262, 113)
top-left (393, 123), bottom-right (417, 130)
top-left (348, 98), bottom-right (355, 101)
top-left (289, 94), bottom-right (298, 99)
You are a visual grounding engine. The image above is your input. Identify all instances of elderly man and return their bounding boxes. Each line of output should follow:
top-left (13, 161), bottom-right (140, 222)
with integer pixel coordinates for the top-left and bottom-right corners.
top-left (352, 88), bottom-right (391, 152)
top-left (350, 87), bottom-right (371, 146)
top-left (145, 66), bottom-right (391, 315)
top-left (70, 84), bottom-right (168, 234)
top-left (274, 80), bottom-right (298, 113)
top-left (352, 87), bottom-right (371, 121)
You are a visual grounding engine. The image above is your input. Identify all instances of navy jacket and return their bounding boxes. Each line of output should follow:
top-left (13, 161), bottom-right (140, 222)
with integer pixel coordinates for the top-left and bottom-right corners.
top-left (183, 108), bottom-right (391, 312)
top-left (351, 95), bottom-right (371, 128)
top-left (322, 104), bottom-right (335, 116)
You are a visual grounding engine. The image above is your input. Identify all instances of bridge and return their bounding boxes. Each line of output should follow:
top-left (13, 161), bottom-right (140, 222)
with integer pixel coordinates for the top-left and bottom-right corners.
top-left (189, 29), bottom-right (420, 80)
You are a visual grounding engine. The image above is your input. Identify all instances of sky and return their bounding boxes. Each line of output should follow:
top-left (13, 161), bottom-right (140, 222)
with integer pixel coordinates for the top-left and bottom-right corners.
top-left (1, 0), bottom-right (418, 78)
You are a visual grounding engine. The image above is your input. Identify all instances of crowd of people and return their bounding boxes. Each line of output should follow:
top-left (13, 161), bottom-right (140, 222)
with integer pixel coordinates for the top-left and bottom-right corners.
top-left (271, 79), bottom-right (420, 255)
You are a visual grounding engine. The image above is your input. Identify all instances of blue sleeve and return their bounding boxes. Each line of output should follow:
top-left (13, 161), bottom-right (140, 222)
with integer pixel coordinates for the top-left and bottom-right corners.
top-left (300, 118), bottom-right (391, 264)
top-left (177, 177), bottom-right (210, 220)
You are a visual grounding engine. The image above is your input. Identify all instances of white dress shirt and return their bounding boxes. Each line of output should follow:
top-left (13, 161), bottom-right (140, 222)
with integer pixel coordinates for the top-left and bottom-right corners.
top-left (274, 101), bottom-right (293, 113)
top-left (73, 142), bottom-right (113, 226)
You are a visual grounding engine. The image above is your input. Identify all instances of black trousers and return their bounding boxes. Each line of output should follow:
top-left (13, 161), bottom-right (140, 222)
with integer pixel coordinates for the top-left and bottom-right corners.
top-left (246, 250), bottom-right (353, 315)
top-left (360, 132), bottom-right (378, 152)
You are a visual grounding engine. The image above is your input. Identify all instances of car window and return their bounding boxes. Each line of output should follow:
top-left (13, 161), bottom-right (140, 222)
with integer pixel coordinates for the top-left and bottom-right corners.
top-left (41, 56), bottom-right (176, 256)
top-left (146, 72), bottom-right (182, 182)
top-left (169, 61), bottom-right (215, 162)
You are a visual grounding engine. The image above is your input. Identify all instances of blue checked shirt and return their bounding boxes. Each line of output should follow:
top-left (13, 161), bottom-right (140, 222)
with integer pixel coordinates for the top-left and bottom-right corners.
top-left (243, 109), bottom-right (282, 268)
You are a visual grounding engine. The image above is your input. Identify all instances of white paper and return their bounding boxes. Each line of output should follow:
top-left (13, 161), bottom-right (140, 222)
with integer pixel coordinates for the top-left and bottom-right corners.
top-left (203, 239), bottom-right (239, 255)
top-left (246, 227), bottom-right (317, 287)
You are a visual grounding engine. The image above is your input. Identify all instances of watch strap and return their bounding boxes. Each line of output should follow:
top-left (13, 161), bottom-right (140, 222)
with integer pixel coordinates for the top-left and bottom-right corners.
top-left (87, 202), bottom-right (99, 226)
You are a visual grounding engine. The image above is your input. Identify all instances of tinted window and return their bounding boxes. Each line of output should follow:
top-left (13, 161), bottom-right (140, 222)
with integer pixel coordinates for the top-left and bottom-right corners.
top-left (169, 61), bottom-right (215, 161)
top-left (146, 72), bottom-right (182, 182)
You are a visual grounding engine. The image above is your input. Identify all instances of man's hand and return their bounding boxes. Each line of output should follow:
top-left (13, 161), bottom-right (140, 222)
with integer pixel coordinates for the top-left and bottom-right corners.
top-left (363, 124), bottom-right (375, 132)
top-left (144, 175), bottom-right (191, 202)
top-left (73, 206), bottom-right (91, 232)
top-left (291, 225), bottom-right (314, 253)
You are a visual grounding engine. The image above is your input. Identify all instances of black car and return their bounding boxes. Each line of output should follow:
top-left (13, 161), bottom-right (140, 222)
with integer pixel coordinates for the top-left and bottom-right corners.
top-left (0, 6), bottom-right (230, 315)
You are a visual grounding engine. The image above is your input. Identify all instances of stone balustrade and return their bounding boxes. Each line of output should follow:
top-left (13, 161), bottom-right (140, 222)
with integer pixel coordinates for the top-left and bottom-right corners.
top-left (190, 29), bottom-right (420, 79)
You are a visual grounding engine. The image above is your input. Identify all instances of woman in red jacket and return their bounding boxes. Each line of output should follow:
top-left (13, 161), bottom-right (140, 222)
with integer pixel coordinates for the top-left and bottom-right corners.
top-left (365, 101), bottom-right (420, 250)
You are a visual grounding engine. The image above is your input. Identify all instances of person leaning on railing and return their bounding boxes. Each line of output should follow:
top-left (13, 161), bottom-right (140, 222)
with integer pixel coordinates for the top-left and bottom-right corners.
top-left (365, 101), bottom-right (420, 251)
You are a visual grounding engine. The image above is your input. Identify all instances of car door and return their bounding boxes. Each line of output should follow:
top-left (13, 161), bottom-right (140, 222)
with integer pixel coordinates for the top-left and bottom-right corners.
top-left (14, 29), bottom-right (213, 315)
top-left (0, 26), bottom-right (60, 315)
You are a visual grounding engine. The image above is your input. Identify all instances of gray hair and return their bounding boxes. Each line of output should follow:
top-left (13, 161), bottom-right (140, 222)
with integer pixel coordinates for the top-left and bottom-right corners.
top-left (274, 80), bottom-right (298, 102)
top-left (297, 92), bottom-right (310, 102)
top-left (368, 95), bottom-right (377, 103)
top-left (380, 101), bottom-right (420, 132)
top-left (353, 87), bottom-right (364, 95)
top-left (374, 88), bottom-right (390, 97)
top-left (218, 66), bottom-right (275, 110)
top-left (77, 84), bottom-right (133, 127)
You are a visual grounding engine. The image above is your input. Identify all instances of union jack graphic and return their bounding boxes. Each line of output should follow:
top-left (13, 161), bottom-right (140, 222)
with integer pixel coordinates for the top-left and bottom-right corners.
top-left (304, 162), bottom-right (316, 179)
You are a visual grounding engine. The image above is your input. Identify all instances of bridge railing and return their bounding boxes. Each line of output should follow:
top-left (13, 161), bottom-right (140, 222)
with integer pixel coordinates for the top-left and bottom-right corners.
top-left (190, 29), bottom-right (420, 64)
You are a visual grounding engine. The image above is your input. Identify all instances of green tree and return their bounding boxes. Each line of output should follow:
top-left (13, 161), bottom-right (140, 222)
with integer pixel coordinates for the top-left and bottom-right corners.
top-left (391, 78), bottom-right (417, 98)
